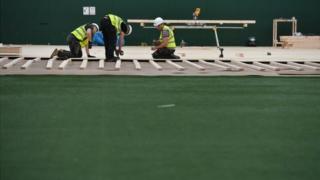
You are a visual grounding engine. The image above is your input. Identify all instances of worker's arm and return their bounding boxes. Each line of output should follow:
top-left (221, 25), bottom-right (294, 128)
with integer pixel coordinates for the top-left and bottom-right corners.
top-left (86, 29), bottom-right (92, 42)
top-left (85, 45), bottom-right (90, 57)
top-left (152, 37), bottom-right (169, 50)
top-left (85, 29), bottom-right (95, 57)
top-left (115, 32), bottom-right (125, 57)
top-left (118, 32), bottom-right (125, 51)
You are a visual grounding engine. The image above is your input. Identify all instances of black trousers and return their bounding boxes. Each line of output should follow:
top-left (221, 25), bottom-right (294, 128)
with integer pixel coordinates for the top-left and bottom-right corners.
top-left (58, 34), bottom-right (82, 59)
top-left (100, 17), bottom-right (117, 59)
top-left (152, 48), bottom-right (180, 59)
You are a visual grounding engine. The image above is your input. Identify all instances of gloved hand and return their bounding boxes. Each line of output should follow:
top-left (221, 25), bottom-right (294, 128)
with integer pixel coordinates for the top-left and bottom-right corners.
top-left (88, 55), bottom-right (96, 58)
top-left (116, 49), bottom-right (124, 56)
top-left (88, 41), bottom-right (93, 49)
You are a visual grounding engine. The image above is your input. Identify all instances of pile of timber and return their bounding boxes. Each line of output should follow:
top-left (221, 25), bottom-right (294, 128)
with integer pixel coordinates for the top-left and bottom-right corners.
top-left (0, 46), bottom-right (22, 56)
top-left (280, 36), bottom-right (320, 49)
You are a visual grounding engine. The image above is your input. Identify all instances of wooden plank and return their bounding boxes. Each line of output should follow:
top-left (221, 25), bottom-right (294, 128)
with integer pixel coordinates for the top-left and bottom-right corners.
top-left (215, 60), bottom-right (243, 71)
top-left (46, 56), bottom-right (57, 69)
top-left (288, 62), bottom-right (320, 70)
top-left (21, 58), bottom-right (40, 69)
top-left (166, 60), bottom-right (185, 71)
top-left (232, 61), bottom-right (265, 71)
top-left (280, 36), bottom-right (320, 49)
top-left (128, 19), bottom-right (256, 25)
top-left (80, 59), bottom-right (88, 70)
top-left (0, 57), bottom-right (8, 64)
top-left (99, 59), bottom-right (105, 69)
top-left (2, 57), bottom-right (24, 69)
top-left (58, 59), bottom-right (71, 70)
top-left (0, 47), bottom-right (22, 55)
top-left (271, 62), bottom-right (303, 71)
top-left (133, 60), bottom-right (141, 70)
top-left (115, 60), bottom-right (121, 70)
top-left (149, 60), bottom-right (163, 71)
top-left (199, 60), bottom-right (231, 71)
top-left (253, 62), bottom-right (280, 71)
top-left (183, 60), bottom-right (205, 71)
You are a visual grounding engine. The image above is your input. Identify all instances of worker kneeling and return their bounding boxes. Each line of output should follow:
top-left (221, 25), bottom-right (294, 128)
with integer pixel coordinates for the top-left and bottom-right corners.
top-left (50, 23), bottom-right (99, 59)
top-left (152, 17), bottom-right (180, 59)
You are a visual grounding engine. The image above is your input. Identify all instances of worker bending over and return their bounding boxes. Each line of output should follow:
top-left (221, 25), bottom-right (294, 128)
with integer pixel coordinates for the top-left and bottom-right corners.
top-left (152, 17), bottom-right (180, 59)
top-left (100, 14), bottom-right (132, 61)
top-left (50, 23), bottom-right (99, 59)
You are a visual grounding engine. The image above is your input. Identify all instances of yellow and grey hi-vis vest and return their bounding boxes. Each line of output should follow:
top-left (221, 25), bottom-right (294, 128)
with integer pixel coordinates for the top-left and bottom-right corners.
top-left (71, 25), bottom-right (87, 42)
top-left (107, 14), bottom-right (124, 34)
top-left (159, 25), bottom-right (176, 48)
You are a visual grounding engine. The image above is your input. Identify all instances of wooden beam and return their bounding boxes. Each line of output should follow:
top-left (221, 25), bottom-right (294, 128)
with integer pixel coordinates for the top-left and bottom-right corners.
top-left (149, 60), bottom-right (163, 71)
top-left (232, 61), bottom-right (265, 71)
top-left (80, 59), bottom-right (88, 70)
top-left (214, 60), bottom-right (243, 71)
top-left (21, 58), bottom-right (40, 69)
top-left (115, 60), bottom-right (121, 70)
top-left (58, 59), bottom-right (71, 70)
top-left (199, 60), bottom-right (231, 71)
top-left (166, 60), bottom-right (185, 71)
top-left (2, 57), bottom-right (24, 69)
top-left (99, 59), bottom-right (105, 69)
top-left (183, 60), bottom-right (205, 71)
top-left (253, 62), bottom-right (280, 71)
top-left (271, 62), bottom-right (303, 71)
top-left (0, 47), bottom-right (22, 55)
top-left (133, 60), bottom-right (141, 70)
top-left (288, 62), bottom-right (320, 70)
top-left (46, 56), bottom-right (57, 69)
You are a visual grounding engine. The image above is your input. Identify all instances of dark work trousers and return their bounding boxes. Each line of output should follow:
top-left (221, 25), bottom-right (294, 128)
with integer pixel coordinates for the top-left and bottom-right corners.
top-left (100, 17), bottom-right (117, 59)
top-left (152, 48), bottom-right (180, 59)
top-left (57, 34), bottom-right (82, 59)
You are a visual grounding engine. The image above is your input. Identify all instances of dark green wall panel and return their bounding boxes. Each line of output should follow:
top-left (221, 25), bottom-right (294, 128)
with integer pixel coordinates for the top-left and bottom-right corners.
top-left (1, 0), bottom-right (320, 46)
top-left (0, 0), bottom-right (2, 42)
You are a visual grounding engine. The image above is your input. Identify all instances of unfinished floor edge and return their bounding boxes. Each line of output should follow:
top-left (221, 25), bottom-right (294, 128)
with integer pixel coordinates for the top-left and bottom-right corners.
top-left (1, 46), bottom-right (320, 76)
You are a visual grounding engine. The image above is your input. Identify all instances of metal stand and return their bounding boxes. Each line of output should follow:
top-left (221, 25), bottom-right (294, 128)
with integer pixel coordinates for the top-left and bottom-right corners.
top-left (273, 17), bottom-right (298, 47)
top-left (213, 26), bottom-right (224, 58)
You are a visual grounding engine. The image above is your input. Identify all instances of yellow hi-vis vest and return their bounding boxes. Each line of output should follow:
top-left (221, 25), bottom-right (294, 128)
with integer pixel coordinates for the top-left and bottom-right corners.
top-left (107, 14), bottom-right (124, 34)
top-left (71, 25), bottom-right (87, 42)
top-left (160, 25), bottom-right (176, 48)
top-left (80, 39), bottom-right (89, 48)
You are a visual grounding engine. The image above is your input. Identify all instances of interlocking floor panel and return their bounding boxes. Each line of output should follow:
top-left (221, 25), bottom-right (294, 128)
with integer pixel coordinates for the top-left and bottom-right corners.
top-left (1, 46), bottom-right (320, 76)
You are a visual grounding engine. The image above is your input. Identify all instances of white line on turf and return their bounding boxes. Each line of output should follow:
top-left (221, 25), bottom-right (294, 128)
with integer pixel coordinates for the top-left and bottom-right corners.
top-left (157, 104), bottom-right (176, 108)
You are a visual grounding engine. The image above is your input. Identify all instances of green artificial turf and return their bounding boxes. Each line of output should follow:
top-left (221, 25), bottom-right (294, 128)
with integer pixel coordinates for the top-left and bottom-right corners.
top-left (0, 76), bottom-right (320, 180)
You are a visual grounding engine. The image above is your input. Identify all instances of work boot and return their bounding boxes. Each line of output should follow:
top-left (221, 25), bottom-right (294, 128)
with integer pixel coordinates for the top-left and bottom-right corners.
top-left (50, 48), bottom-right (59, 58)
top-left (106, 57), bottom-right (120, 62)
top-left (170, 54), bottom-right (180, 59)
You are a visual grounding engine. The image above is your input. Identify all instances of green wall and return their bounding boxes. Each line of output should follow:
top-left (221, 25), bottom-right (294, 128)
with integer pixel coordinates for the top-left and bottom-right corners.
top-left (1, 0), bottom-right (319, 46)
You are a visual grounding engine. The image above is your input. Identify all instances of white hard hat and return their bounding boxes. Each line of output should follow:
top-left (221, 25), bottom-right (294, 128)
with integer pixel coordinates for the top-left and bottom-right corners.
top-left (154, 17), bottom-right (164, 27)
top-left (92, 23), bottom-right (99, 31)
top-left (126, 24), bottom-right (132, 36)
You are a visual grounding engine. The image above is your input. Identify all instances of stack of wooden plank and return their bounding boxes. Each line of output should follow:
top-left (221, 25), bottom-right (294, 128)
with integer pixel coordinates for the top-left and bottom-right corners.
top-left (0, 46), bottom-right (22, 56)
top-left (280, 36), bottom-right (320, 49)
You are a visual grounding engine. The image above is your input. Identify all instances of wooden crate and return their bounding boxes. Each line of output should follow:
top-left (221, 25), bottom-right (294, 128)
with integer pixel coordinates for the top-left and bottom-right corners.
top-left (280, 36), bottom-right (320, 49)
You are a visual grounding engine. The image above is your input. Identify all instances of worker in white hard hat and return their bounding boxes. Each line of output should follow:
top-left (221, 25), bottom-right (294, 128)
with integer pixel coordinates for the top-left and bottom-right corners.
top-left (100, 13), bottom-right (132, 61)
top-left (50, 23), bottom-right (99, 59)
top-left (151, 17), bottom-right (180, 59)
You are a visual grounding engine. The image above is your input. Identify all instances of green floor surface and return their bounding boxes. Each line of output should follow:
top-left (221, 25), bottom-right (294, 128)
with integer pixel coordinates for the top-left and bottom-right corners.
top-left (1, 76), bottom-right (320, 180)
